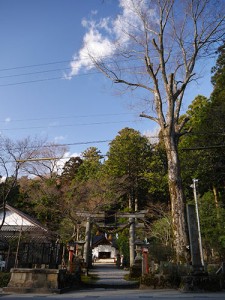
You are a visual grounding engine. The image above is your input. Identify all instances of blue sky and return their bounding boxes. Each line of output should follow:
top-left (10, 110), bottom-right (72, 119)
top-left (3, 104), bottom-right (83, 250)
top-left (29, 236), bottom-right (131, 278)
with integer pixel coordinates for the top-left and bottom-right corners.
top-left (0, 0), bottom-right (216, 159)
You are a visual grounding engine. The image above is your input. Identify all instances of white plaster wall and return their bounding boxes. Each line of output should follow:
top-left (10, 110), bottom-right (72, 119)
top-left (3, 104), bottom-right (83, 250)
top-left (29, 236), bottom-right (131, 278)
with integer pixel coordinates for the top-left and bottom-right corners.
top-left (0, 210), bottom-right (34, 226)
top-left (92, 245), bottom-right (116, 258)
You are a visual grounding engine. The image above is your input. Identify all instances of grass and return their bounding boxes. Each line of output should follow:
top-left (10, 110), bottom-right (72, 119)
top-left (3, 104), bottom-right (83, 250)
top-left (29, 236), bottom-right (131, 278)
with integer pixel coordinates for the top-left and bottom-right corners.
top-left (81, 273), bottom-right (99, 285)
top-left (124, 273), bottom-right (140, 282)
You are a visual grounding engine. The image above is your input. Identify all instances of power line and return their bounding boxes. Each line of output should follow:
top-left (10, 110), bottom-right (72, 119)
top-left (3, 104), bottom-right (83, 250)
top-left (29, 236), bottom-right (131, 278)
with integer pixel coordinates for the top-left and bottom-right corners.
top-left (0, 76), bottom-right (63, 87)
top-left (0, 112), bottom-right (134, 123)
top-left (0, 59), bottom-right (72, 72)
top-left (0, 57), bottom-right (141, 79)
top-left (0, 120), bottom-right (137, 131)
top-left (0, 41), bottom-right (210, 74)
top-left (3, 139), bottom-right (112, 153)
top-left (0, 54), bottom-right (141, 73)
top-left (53, 140), bottom-right (111, 148)
top-left (6, 136), bottom-right (225, 152)
top-left (0, 67), bottom-right (71, 79)
top-left (13, 144), bottom-right (225, 163)
top-left (0, 54), bottom-right (150, 88)
top-left (0, 65), bottom-right (145, 87)
top-left (0, 69), bottom-right (99, 85)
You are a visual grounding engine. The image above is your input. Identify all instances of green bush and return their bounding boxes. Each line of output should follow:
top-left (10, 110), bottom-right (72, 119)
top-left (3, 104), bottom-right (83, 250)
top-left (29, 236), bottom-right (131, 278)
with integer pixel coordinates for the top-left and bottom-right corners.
top-left (206, 264), bottom-right (220, 274)
top-left (140, 272), bottom-right (181, 289)
top-left (129, 265), bottom-right (142, 279)
top-left (140, 273), bottom-right (160, 288)
top-left (140, 263), bottom-right (189, 289)
top-left (0, 272), bottom-right (10, 288)
top-left (180, 274), bottom-right (222, 292)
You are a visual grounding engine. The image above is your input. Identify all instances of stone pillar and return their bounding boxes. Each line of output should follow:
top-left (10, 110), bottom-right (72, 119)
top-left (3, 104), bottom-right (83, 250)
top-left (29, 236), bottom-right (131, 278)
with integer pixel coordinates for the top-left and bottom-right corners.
top-left (83, 217), bottom-right (91, 268)
top-left (129, 217), bottom-right (135, 267)
top-left (186, 204), bottom-right (204, 273)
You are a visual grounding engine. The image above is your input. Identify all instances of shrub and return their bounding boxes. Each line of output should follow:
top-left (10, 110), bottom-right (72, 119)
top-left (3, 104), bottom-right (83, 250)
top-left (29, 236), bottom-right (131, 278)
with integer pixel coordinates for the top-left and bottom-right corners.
top-left (0, 272), bottom-right (10, 288)
top-left (141, 272), bottom-right (181, 288)
top-left (140, 263), bottom-right (191, 289)
top-left (140, 273), bottom-right (159, 288)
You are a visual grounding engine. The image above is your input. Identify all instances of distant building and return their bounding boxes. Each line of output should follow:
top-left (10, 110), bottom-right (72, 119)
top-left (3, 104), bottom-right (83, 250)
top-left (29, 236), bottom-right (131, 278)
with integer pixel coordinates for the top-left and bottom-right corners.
top-left (92, 234), bottom-right (117, 259)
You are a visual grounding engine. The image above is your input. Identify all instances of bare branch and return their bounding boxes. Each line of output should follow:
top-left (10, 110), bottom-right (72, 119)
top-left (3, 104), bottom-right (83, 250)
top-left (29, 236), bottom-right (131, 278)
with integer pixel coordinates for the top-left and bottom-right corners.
top-left (114, 77), bottom-right (154, 93)
top-left (139, 112), bottom-right (159, 124)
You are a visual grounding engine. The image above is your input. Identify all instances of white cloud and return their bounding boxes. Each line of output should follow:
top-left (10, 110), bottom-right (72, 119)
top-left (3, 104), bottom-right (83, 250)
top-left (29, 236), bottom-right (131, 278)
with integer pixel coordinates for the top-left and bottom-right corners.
top-left (98, 17), bottom-right (112, 34)
top-left (91, 10), bottom-right (98, 15)
top-left (5, 117), bottom-right (11, 123)
top-left (0, 176), bottom-right (6, 183)
top-left (54, 135), bottom-right (66, 143)
top-left (48, 121), bottom-right (58, 127)
top-left (55, 151), bottom-right (81, 174)
top-left (143, 125), bottom-right (160, 144)
top-left (67, 0), bottom-right (157, 78)
top-left (68, 26), bottom-right (115, 77)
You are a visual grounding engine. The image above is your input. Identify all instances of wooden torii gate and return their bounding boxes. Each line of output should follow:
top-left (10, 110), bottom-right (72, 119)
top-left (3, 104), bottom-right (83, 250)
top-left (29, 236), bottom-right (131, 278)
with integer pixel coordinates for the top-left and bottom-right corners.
top-left (76, 211), bottom-right (147, 267)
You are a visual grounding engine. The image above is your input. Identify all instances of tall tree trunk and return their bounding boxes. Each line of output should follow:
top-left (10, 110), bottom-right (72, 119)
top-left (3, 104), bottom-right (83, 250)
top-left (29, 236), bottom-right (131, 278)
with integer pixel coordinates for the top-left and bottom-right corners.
top-left (212, 185), bottom-right (219, 209)
top-left (164, 132), bottom-right (189, 262)
top-left (213, 185), bottom-right (220, 220)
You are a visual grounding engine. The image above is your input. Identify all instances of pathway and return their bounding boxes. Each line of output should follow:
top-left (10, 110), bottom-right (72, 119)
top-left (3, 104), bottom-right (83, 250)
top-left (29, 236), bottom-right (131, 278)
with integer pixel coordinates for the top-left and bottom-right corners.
top-left (86, 258), bottom-right (139, 289)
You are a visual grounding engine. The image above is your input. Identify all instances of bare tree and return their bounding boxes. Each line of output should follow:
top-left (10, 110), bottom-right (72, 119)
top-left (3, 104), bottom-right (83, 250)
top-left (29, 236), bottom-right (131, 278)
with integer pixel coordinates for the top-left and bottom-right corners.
top-left (0, 136), bottom-right (42, 229)
top-left (0, 136), bottom-right (68, 228)
top-left (75, 0), bottom-right (225, 261)
top-left (21, 142), bottom-right (68, 179)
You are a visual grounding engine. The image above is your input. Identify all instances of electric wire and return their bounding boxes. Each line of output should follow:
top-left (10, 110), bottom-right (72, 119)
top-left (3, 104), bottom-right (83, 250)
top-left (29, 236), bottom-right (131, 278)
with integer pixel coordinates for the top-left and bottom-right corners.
top-left (0, 65), bottom-right (145, 87)
top-left (0, 112), bottom-right (134, 123)
top-left (0, 54), bottom-right (145, 73)
top-left (0, 120), bottom-right (137, 131)
top-left (0, 67), bottom-right (71, 79)
top-left (0, 76), bottom-right (64, 87)
top-left (0, 57), bottom-right (141, 78)
top-left (0, 59), bottom-right (72, 72)
top-left (3, 136), bottom-right (225, 152)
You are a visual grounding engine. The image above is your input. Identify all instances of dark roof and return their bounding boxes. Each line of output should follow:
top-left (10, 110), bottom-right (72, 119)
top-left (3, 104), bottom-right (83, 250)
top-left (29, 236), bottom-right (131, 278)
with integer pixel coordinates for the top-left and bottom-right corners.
top-left (92, 234), bottom-right (112, 247)
top-left (0, 225), bottom-right (46, 232)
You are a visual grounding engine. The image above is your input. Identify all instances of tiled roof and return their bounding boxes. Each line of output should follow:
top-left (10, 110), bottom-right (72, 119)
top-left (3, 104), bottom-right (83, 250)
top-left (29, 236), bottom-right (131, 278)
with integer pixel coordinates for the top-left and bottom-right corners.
top-left (0, 225), bottom-right (46, 232)
top-left (92, 234), bottom-right (112, 247)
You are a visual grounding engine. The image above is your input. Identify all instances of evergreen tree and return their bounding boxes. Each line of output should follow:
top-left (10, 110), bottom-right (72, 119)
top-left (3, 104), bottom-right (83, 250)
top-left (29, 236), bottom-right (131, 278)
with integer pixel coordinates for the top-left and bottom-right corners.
top-left (179, 42), bottom-right (225, 200)
top-left (61, 156), bottom-right (83, 182)
top-left (105, 127), bottom-right (153, 211)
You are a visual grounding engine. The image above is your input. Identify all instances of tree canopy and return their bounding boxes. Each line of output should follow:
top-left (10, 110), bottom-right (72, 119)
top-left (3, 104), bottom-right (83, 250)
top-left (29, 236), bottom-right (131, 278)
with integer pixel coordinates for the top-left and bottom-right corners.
top-left (105, 127), bottom-right (153, 210)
